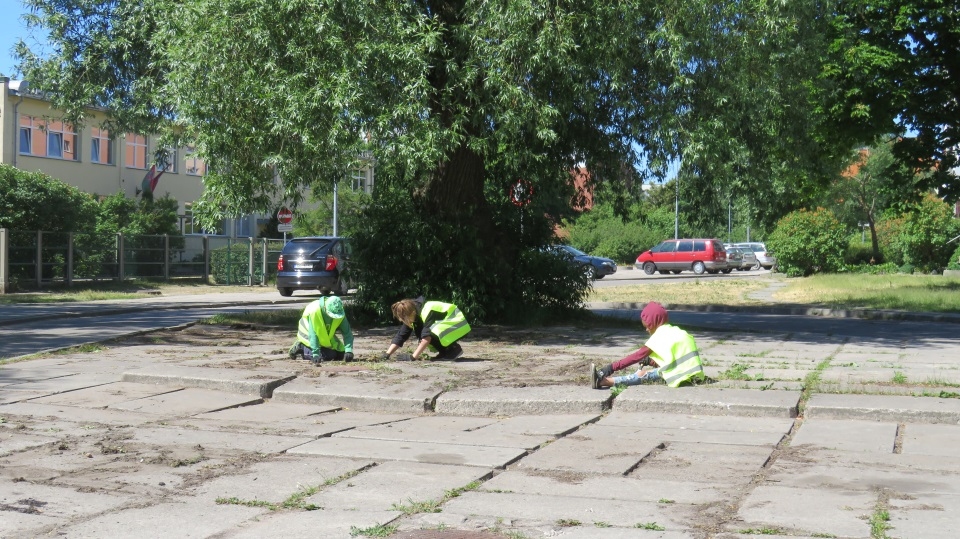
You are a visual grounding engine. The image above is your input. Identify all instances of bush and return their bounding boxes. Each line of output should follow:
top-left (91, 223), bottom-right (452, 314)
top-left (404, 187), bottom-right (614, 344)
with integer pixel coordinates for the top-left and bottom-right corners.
top-left (845, 237), bottom-right (875, 265)
top-left (565, 203), bottom-right (671, 264)
top-left (0, 164), bottom-right (98, 233)
top-left (948, 244), bottom-right (960, 271)
top-left (896, 194), bottom-right (960, 272)
top-left (767, 208), bottom-right (847, 277)
top-left (349, 182), bottom-right (588, 325)
top-left (210, 244), bottom-right (263, 285)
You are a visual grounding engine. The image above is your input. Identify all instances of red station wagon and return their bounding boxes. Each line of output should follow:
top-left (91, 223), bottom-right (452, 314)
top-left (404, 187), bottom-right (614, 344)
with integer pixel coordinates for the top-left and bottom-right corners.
top-left (635, 239), bottom-right (729, 275)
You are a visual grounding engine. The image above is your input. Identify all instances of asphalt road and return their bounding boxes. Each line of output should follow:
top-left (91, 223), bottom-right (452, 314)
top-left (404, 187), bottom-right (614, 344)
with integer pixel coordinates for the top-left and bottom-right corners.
top-left (591, 265), bottom-right (774, 288)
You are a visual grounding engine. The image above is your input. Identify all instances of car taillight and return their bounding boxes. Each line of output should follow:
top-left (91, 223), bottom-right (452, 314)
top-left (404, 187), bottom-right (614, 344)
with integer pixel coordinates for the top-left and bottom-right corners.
top-left (277, 255), bottom-right (285, 271)
top-left (324, 255), bottom-right (338, 271)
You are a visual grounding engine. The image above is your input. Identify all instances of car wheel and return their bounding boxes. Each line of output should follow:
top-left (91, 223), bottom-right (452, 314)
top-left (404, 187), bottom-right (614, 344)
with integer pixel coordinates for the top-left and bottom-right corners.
top-left (692, 261), bottom-right (706, 275)
top-left (751, 262), bottom-right (761, 270)
top-left (583, 265), bottom-right (596, 280)
top-left (278, 287), bottom-right (293, 297)
top-left (643, 262), bottom-right (656, 275)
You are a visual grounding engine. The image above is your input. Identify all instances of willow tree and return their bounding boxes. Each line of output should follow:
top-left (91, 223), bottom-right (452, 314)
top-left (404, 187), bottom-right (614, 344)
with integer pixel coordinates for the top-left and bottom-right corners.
top-left (19, 0), bottom-right (834, 319)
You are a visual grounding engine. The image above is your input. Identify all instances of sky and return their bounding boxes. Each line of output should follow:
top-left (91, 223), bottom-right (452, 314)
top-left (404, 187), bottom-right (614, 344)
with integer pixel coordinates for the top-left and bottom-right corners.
top-left (0, 0), bottom-right (40, 78)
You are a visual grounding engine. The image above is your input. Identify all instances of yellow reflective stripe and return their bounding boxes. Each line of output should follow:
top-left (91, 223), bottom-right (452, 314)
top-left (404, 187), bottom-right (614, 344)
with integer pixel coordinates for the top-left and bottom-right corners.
top-left (661, 352), bottom-right (703, 385)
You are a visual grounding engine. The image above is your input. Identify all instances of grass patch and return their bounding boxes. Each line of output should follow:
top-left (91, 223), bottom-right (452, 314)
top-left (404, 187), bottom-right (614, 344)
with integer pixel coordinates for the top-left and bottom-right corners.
top-left (738, 528), bottom-right (783, 535)
top-left (870, 507), bottom-right (892, 538)
top-left (588, 280), bottom-right (768, 305)
top-left (634, 522), bottom-right (665, 530)
top-left (892, 371), bottom-right (907, 384)
top-left (0, 281), bottom-right (264, 304)
top-left (349, 524), bottom-right (397, 537)
top-left (556, 519), bottom-right (581, 527)
top-left (720, 363), bottom-right (754, 381)
top-left (201, 310), bottom-right (301, 327)
top-left (777, 273), bottom-right (960, 313)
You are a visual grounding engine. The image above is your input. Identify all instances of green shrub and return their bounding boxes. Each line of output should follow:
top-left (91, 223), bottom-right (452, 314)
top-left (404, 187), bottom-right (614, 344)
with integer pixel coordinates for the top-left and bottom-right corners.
top-left (349, 182), bottom-right (588, 325)
top-left (948, 244), bottom-right (960, 271)
top-left (844, 262), bottom-right (899, 274)
top-left (767, 208), bottom-right (847, 277)
top-left (0, 164), bottom-right (98, 233)
top-left (565, 203), bottom-right (670, 264)
top-left (210, 244), bottom-right (263, 285)
top-left (896, 194), bottom-right (960, 272)
top-left (845, 237), bottom-right (875, 265)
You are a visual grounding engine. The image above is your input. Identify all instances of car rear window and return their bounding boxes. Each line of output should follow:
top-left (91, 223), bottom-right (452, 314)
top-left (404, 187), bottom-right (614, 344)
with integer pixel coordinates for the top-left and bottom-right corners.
top-left (711, 241), bottom-right (724, 252)
top-left (694, 240), bottom-right (707, 251)
top-left (282, 239), bottom-right (331, 257)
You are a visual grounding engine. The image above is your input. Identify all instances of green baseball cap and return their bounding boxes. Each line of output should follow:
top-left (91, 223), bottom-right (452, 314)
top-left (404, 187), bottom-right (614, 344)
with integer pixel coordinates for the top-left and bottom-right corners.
top-left (325, 296), bottom-right (345, 319)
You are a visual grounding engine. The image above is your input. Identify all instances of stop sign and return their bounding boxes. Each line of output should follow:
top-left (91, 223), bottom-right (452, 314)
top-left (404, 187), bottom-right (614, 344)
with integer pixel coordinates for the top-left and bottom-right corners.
top-left (277, 207), bottom-right (293, 224)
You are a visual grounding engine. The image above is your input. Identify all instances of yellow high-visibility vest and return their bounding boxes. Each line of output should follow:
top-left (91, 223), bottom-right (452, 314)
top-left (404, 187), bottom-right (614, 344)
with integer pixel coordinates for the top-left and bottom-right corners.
top-left (297, 298), bottom-right (344, 352)
top-left (645, 324), bottom-right (704, 387)
top-left (421, 301), bottom-right (471, 346)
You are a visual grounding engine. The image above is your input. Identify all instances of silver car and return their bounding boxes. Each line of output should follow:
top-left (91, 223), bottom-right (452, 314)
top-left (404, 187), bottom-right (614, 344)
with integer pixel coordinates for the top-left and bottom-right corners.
top-left (734, 242), bottom-right (776, 270)
top-left (724, 246), bottom-right (758, 271)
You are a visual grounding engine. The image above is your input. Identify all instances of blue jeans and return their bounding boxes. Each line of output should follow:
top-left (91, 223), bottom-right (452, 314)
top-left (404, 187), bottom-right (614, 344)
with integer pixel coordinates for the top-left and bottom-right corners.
top-left (613, 368), bottom-right (662, 386)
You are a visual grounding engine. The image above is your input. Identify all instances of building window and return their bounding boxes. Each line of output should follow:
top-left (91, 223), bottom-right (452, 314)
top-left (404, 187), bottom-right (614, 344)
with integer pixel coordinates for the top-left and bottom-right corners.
top-left (125, 133), bottom-right (148, 169)
top-left (91, 127), bottom-right (114, 165)
top-left (182, 202), bottom-right (224, 235)
top-left (19, 116), bottom-right (77, 160)
top-left (350, 168), bottom-right (367, 191)
top-left (159, 148), bottom-right (177, 173)
top-left (184, 145), bottom-right (206, 176)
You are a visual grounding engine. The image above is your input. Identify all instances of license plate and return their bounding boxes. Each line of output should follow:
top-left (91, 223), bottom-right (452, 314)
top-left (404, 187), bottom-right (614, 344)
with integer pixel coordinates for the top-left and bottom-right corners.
top-left (294, 264), bottom-right (314, 270)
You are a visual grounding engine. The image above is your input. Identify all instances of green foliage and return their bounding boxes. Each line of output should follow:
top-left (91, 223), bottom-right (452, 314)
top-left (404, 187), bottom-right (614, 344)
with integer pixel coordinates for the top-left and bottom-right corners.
top-left (845, 237), bottom-right (875, 266)
top-left (564, 203), bottom-right (671, 264)
top-left (823, 0), bottom-right (960, 202)
top-left (768, 208), bottom-right (847, 277)
top-left (0, 164), bottom-right (98, 233)
top-left (350, 183), bottom-right (589, 325)
top-left (209, 243), bottom-right (263, 285)
top-left (295, 186), bottom-right (372, 239)
top-left (948, 244), bottom-right (960, 271)
top-left (895, 194), bottom-right (960, 272)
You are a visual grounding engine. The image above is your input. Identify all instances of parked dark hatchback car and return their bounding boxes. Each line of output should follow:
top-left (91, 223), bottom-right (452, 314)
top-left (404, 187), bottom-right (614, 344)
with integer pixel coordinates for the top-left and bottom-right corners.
top-left (276, 237), bottom-right (352, 297)
top-left (546, 244), bottom-right (618, 279)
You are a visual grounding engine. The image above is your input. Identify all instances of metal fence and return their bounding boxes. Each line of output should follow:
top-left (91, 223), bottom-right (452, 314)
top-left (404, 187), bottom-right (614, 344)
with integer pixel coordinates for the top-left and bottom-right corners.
top-left (0, 228), bottom-right (287, 293)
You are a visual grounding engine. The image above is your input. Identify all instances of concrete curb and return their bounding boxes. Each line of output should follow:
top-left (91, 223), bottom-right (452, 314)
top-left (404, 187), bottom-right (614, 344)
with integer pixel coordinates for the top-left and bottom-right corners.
top-left (587, 301), bottom-right (960, 324)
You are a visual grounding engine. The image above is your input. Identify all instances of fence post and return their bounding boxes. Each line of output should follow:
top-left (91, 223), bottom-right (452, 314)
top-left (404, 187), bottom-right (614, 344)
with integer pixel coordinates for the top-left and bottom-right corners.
top-left (203, 235), bottom-right (210, 284)
top-left (248, 237), bottom-right (254, 287)
top-left (67, 232), bottom-right (74, 287)
top-left (164, 234), bottom-right (170, 281)
top-left (0, 228), bottom-right (8, 294)
top-left (261, 238), bottom-right (268, 286)
top-left (36, 230), bottom-right (42, 288)
top-left (117, 232), bottom-right (124, 283)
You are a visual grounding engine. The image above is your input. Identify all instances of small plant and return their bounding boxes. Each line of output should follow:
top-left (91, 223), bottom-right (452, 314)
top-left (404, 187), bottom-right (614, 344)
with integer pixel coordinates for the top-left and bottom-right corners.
top-left (391, 499), bottom-right (442, 514)
top-left (892, 371), bottom-right (907, 384)
top-left (720, 363), bottom-right (753, 381)
top-left (738, 528), bottom-right (782, 535)
top-left (349, 524), bottom-right (397, 537)
top-left (812, 533), bottom-right (838, 538)
top-left (634, 522), bottom-right (665, 530)
top-left (593, 521), bottom-right (612, 528)
top-left (870, 507), bottom-right (892, 538)
top-left (658, 498), bottom-right (675, 504)
top-left (610, 383), bottom-right (627, 397)
top-left (556, 519), bottom-right (581, 527)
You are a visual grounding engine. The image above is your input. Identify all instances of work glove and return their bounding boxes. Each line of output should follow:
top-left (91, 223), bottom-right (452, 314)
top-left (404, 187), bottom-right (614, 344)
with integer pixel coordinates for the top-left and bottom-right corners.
top-left (393, 351), bottom-right (414, 362)
top-left (343, 352), bottom-right (354, 362)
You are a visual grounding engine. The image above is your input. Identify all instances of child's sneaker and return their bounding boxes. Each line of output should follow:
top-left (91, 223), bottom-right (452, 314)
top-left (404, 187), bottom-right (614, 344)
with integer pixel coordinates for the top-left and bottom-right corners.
top-left (590, 363), bottom-right (601, 389)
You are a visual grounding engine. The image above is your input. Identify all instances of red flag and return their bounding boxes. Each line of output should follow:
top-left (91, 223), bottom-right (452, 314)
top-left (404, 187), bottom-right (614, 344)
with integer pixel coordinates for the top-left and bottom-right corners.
top-left (141, 165), bottom-right (156, 195)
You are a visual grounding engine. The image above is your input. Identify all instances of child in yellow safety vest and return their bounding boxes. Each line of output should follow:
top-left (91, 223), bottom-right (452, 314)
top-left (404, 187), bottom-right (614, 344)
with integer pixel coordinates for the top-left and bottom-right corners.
top-left (591, 301), bottom-right (704, 389)
top-left (385, 297), bottom-right (471, 360)
top-left (289, 296), bottom-right (354, 363)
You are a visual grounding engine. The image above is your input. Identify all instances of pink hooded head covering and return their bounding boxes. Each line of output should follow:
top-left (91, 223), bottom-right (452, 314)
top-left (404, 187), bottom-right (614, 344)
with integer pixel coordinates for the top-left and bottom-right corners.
top-left (640, 301), bottom-right (669, 332)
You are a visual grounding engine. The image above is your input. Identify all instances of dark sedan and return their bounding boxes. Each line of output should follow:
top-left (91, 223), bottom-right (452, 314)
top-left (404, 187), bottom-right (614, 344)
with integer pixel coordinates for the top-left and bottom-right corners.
top-left (547, 244), bottom-right (618, 279)
top-left (276, 236), bottom-right (351, 296)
